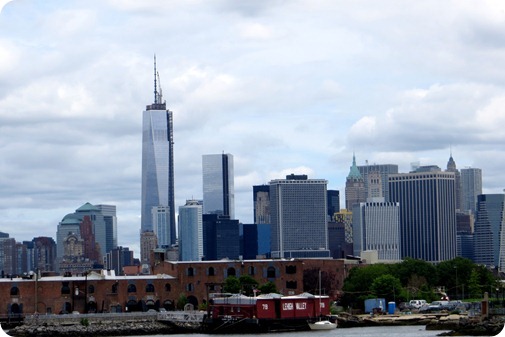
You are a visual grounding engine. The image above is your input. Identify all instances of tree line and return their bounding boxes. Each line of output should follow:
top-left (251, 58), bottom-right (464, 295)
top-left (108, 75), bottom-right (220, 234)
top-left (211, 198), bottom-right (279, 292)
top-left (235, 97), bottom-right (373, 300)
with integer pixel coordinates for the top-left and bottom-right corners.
top-left (339, 257), bottom-right (498, 310)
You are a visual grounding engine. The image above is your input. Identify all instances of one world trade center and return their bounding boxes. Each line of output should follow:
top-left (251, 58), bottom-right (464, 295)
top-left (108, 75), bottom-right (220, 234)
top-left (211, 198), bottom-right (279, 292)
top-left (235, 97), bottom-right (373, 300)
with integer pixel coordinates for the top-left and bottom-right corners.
top-left (141, 57), bottom-right (176, 247)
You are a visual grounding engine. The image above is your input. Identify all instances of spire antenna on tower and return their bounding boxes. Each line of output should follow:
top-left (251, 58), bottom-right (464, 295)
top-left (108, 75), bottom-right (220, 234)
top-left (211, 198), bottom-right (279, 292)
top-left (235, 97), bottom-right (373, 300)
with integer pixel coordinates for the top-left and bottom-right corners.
top-left (154, 54), bottom-right (158, 104)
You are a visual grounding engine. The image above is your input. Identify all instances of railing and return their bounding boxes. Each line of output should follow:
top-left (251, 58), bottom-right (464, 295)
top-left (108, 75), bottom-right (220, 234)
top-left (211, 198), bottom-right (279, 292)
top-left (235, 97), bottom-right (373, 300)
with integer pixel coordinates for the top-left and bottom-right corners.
top-left (24, 311), bottom-right (158, 325)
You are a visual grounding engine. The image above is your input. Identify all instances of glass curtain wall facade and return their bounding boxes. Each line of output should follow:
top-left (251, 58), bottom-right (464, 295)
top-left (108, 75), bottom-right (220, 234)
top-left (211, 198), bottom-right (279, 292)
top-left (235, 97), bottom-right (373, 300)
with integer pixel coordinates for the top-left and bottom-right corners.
top-left (461, 168), bottom-right (483, 216)
top-left (202, 154), bottom-right (235, 218)
top-left (473, 194), bottom-right (505, 271)
top-left (141, 74), bottom-right (176, 246)
top-left (178, 200), bottom-right (203, 261)
top-left (388, 172), bottom-right (457, 262)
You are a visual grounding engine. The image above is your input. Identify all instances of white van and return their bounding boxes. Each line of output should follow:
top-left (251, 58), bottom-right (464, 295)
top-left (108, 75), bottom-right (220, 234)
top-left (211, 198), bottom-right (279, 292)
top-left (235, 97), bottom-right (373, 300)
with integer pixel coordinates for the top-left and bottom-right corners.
top-left (409, 300), bottom-right (426, 309)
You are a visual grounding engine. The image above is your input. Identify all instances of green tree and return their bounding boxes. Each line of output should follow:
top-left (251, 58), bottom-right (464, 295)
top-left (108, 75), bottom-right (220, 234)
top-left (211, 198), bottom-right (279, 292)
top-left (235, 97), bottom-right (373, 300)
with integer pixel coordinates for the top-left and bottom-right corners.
top-left (370, 274), bottom-right (403, 303)
top-left (393, 257), bottom-right (437, 288)
top-left (258, 281), bottom-right (278, 295)
top-left (467, 269), bottom-right (482, 299)
top-left (341, 264), bottom-right (392, 309)
top-left (223, 276), bottom-right (241, 294)
top-left (238, 275), bottom-right (259, 296)
top-left (435, 257), bottom-right (474, 300)
top-left (176, 293), bottom-right (188, 310)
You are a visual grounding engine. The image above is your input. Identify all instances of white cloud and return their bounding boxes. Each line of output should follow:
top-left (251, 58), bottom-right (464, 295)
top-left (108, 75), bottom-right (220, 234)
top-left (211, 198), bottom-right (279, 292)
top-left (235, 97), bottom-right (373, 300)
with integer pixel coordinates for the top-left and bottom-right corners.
top-left (1, 0), bottom-right (504, 258)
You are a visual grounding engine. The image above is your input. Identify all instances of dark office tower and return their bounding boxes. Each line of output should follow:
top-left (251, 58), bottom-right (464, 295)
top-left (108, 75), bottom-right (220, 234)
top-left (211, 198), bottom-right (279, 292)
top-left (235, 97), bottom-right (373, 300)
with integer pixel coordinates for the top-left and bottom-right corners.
top-left (345, 154), bottom-right (366, 210)
top-left (141, 57), bottom-right (176, 247)
top-left (327, 190), bottom-right (340, 219)
top-left (106, 246), bottom-right (134, 275)
top-left (358, 163), bottom-right (398, 201)
top-left (389, 172), bottom-right (457, 262)
top-left (269, 174), bottom-right (330, 258)
top-left (473, 194), bottom-right (505, 271)
top-left (456, 211), bottom-right (474, 260)
top-left (202, 154), bottom-right (235, 218)
top-left (461, 168), bottom-right (482, 216)
top-left (253, 185), bottom-right (270, 224)
top-left (241, 223), bottom-right (271, 259)
top-left (202, 214), bottom-right (240, 260)
top-left (32, 237), bottom-right (57, 272)
top-left (445, 153), bottom-right (462, 211)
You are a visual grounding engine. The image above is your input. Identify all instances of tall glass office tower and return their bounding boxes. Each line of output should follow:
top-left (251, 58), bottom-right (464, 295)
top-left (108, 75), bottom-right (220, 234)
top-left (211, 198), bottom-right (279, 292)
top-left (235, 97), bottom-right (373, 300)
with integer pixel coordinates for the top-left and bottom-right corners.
top-left (202, 154), bottom-right (235, 218)
top-left (141, 58), bottom-right (176, 246)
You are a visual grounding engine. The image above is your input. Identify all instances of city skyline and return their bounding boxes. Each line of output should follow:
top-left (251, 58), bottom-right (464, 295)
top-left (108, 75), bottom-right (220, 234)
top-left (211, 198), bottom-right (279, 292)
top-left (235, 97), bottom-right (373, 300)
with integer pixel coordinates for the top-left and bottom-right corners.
top-left (1, 1), bottom-right (505, 256)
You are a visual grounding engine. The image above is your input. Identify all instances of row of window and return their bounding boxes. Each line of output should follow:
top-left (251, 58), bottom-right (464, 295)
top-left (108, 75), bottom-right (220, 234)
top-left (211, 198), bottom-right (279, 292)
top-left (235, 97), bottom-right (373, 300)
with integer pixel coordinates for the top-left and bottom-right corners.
top-left (187, 265), bottom-right (296, 277)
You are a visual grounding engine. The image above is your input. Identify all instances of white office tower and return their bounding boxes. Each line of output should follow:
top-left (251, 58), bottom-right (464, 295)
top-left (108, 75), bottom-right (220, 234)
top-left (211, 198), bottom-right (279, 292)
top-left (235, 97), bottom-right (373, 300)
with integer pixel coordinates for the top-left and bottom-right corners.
top-left (178, 200), bottom-right (203, 261)
top-left (202, 154), bottom-right (235, 218)
top-left (461, 168), bottom-right (483, 216)
top-left (352, 198), bottom-right (401, 261)
top-left (269, 174), bottom-right (330, 258)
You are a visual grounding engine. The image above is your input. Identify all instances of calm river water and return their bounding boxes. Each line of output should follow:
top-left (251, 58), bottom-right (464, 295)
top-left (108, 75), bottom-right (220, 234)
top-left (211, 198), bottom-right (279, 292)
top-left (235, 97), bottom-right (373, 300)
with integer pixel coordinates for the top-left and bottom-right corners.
top-left (125, 325), bottom-right (452, 337)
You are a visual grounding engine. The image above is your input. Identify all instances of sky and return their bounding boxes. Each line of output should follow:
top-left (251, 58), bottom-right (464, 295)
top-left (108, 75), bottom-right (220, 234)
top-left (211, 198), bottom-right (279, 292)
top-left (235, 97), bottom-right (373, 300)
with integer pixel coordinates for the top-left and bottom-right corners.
top-left (1, 0), bottom-right (504, 257)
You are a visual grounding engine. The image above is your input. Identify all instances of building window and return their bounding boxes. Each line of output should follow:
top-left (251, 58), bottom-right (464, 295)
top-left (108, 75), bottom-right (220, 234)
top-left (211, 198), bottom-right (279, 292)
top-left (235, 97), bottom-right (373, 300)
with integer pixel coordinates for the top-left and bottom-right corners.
top-left (285, 265), bottom-right (296, 274)
top-left (112, 282), bottom-right (118, 294)
top-left (248, 266), bottom-right (255, 276)
top-left (165, 283), bottom-right (171, 292)
top-left (146, 284), bottom-right (155, 293)
top-left (227, 267), bottom-right (236, 277)
top-left (61, 282), bottom-right (70, 295)
top-left (187, 267), bottom-right (194, 276)
top-left (10, 286), bottom-right (19, 296)
top-left (267, 266), bottom-right (276, 278)
top-left (208, 267), bottom-right (215, 276)
top-left (187, 283), bottom-right (194, 292)
top-left (127, 284), bottom-right (137, 293)
top-left (286, 280), bottom-right (297, 289)
top-left (88, 285), bottom-right (95, 294)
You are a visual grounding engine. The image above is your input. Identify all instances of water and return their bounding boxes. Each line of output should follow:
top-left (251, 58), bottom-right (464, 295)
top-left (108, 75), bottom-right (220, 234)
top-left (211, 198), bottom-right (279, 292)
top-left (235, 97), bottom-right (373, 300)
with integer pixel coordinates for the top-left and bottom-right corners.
top-left (125, 325), bottom-right (449, 337)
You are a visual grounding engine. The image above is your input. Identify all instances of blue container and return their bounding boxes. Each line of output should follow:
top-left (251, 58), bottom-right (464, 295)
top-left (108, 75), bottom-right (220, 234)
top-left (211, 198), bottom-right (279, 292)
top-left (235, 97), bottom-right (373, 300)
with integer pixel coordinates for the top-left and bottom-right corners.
top-left (388, 301), bottom-right (396, 314)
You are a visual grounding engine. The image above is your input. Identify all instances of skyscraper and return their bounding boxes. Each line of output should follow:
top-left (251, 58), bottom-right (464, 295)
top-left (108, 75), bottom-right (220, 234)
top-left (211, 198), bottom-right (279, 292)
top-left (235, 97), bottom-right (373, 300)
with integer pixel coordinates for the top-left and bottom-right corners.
top-left (56, 202), bottom-right (116, 261)
top-left (141, 57), bottom-right (176, 246)
top-left (473, 194), bottom-right (505, 271)
top-left (389, 171), bottom-right (457, 262)
top-left (178, 200), bottom-right (203, 261)
top-left (358, 163), bottom-right (399, 201)
top-left (445, 153), bottom-right (462, 211)
top-left (269, 174), bottom-right (330, 258)
top-left (345, 154), bottom-right (366, 210)
top-left (352, 198), bottom-right (400, 261)
top-left (461, 167), bottom-right (483, 215)
top-left (202, 153), bottom-right (235, 218)
top-left (253, 185), bottom-right (270, 224)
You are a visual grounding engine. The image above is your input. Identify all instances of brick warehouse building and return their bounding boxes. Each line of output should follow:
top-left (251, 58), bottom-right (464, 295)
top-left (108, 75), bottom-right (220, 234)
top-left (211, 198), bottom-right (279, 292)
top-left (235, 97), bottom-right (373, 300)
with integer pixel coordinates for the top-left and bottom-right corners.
top-left (0, 258), bottom-right (355, 317)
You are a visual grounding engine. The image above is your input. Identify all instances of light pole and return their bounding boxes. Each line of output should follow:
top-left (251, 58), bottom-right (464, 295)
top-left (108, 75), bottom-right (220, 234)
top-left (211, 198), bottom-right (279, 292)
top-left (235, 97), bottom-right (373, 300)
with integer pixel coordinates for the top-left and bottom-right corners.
top-left (454, 265), bottom-right (458, 300)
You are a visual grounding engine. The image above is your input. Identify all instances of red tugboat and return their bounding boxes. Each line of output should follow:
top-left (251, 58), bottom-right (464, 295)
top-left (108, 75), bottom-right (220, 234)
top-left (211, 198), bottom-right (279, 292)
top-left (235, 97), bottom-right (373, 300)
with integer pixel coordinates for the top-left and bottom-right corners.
top-left (203, 292), bottom-right (333, 333)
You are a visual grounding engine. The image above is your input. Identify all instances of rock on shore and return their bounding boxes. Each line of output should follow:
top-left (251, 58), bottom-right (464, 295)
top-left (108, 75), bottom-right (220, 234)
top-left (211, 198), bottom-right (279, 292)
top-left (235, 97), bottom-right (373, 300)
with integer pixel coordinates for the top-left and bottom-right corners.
top-left (9, 320), bottom-right (177, 337)
top-left (428, 316), bottom-right (505, 336)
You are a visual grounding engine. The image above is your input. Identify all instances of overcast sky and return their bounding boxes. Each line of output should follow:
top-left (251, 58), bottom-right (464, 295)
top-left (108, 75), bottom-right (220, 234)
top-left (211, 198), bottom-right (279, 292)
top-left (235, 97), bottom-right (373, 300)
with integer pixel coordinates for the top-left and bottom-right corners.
top-left (1, 1), bottom-right (504, 257)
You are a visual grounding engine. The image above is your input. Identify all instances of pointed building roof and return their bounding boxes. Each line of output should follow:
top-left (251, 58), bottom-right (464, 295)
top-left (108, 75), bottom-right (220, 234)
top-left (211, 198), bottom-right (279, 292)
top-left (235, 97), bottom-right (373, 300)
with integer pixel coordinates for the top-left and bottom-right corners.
top-left (347, 153), bottom-right (363, 180)
top-left (76, 202), bottom-right (100, 213)
top-left (447, 149), bottom-right (457, 172)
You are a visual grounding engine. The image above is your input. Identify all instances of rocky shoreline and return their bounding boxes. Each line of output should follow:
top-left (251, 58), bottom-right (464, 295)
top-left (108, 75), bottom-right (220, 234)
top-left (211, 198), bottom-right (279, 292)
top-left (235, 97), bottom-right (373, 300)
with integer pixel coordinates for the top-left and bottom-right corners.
top-left (7, 313), bottom-right (505, 336)
top-left (8, 320), bottom-right (180, 337)
top-left (337, 313), bottom-right (505, 336)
